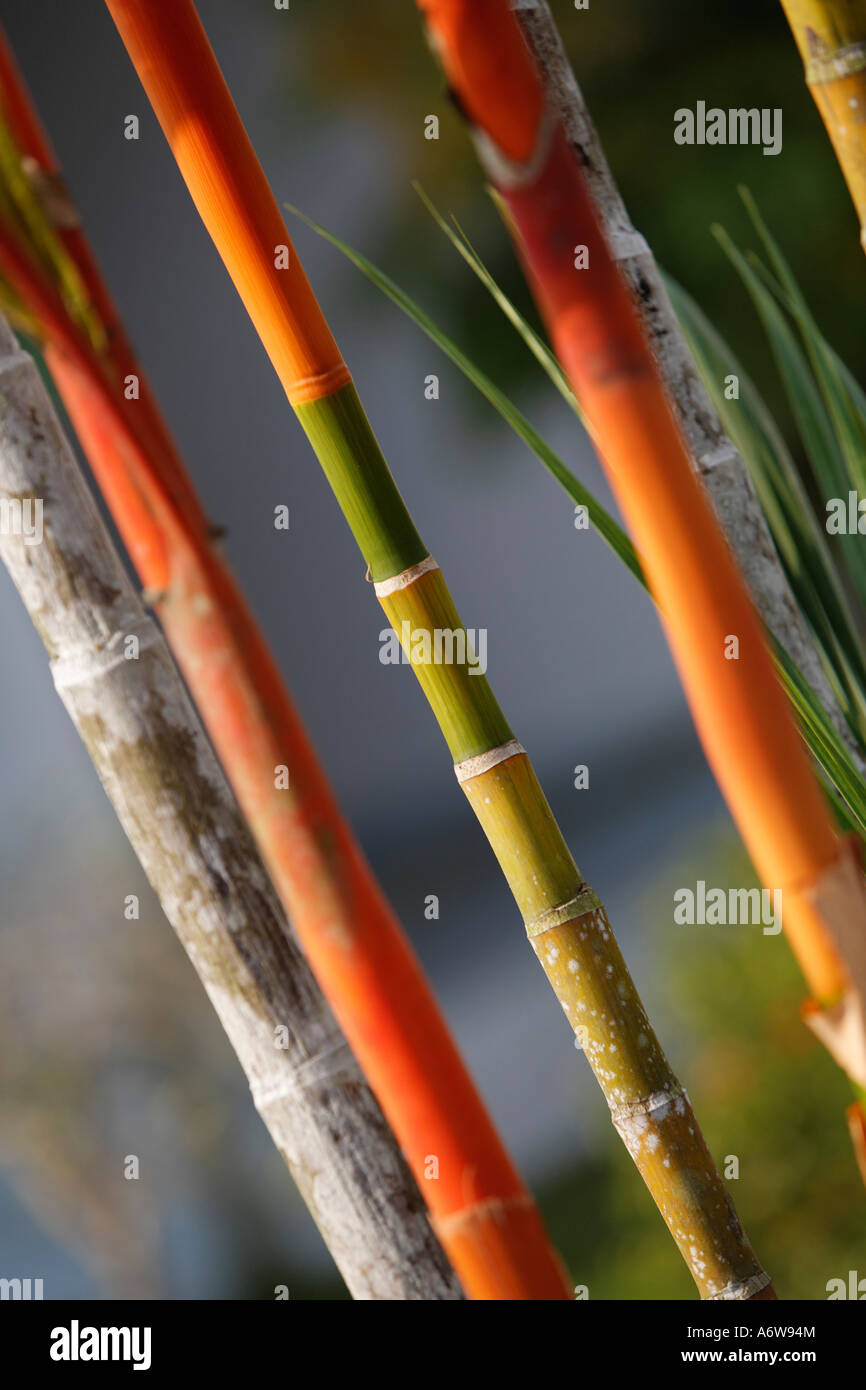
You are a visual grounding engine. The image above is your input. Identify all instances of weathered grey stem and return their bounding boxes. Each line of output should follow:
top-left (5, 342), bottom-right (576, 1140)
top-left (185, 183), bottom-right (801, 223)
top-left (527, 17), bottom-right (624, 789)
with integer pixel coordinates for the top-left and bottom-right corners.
top-left (0, 318), bottom-right (460, 1301)
top-left (512, 0), bottom-right (865, 775)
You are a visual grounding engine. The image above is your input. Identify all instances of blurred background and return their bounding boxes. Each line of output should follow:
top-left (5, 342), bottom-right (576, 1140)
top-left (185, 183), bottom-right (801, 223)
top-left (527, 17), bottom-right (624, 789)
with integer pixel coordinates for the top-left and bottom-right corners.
top-left (0, 0), bottom-right (864, 1299)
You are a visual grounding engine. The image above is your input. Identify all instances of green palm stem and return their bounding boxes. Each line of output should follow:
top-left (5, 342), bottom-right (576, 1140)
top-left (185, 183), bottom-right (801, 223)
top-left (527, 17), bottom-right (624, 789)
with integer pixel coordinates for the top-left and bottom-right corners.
top-left (777, 0), bottom-right (866, 251)
top-left (298, 388), bottom-right (773, 1301)
top-left (107, 0), bottom-right (774, 1300)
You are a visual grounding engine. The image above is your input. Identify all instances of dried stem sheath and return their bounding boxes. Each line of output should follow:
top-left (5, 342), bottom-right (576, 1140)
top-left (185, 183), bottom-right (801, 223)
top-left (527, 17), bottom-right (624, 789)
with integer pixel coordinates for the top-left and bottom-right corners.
top-left (512, 0), bottom-right (865, 783)
top-left (106, 0), bottom-right (773, 1298)
top-left (416, 0), bottom-right (866, 1093)
top-left (0, 316), bottom-right (460, 1301)
top-left (777, 0), bottom-right (866, 250)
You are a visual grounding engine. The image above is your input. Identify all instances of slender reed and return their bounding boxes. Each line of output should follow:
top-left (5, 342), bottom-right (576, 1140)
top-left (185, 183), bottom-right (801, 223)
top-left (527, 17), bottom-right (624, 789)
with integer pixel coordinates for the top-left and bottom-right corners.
top-left (777, 1), bottom-right (866, 251)
top-left (105, 0), bottom-right (775, 1298)
top-left (414, 0), bottom-right (866, 1093)
top-left (0, 315), bottom-right (459, 1301)
top-left (0, 21), bottom-right (562, 1301)
top-left (512, 0), bottom-right (864, 780)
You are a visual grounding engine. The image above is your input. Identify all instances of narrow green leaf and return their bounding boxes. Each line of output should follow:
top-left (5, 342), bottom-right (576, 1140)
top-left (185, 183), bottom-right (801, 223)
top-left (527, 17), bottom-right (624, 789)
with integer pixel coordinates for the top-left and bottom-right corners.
top-left (285, 200), bottom-right (643, 584)
top-left (739, 188), bottom-right (866, 510)
top-left (666, 271), bottom-right (866, 742)
top-left (411, 184), bottom-right (578, 415)
top-left (774, 639), bottom-right (866, 840)
top-left (712, 226), bottom-right (848, 510)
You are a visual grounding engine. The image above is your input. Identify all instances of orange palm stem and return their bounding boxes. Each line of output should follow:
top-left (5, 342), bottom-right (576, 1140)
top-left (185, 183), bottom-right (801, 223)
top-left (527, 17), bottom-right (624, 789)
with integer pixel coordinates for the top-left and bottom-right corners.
top-left (416, 0), bottom-right (866, 1085)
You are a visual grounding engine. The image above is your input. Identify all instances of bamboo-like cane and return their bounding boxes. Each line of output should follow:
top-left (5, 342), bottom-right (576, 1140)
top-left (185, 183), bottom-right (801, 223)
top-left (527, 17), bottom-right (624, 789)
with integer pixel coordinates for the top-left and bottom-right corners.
top-left (0, 25), bottom-right (563, 1301)
top-left (0, 315), bottom-right (460, 1301)
top-left (777, 0), bottom-right (866, 251)
top-left (415, 0), bottom-right (866, 1098)
top-left (104, 0), bottom-right (775, 1299)
top-left (513, 0), bottom-right (865, 782)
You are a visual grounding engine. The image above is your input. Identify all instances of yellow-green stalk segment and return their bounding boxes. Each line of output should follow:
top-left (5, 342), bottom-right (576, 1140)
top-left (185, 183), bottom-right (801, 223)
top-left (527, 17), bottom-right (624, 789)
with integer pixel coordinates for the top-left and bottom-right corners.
top-left (779, 1), bottom-right (866, 247)
top-left (298, 383), bottom-right (772, 1299)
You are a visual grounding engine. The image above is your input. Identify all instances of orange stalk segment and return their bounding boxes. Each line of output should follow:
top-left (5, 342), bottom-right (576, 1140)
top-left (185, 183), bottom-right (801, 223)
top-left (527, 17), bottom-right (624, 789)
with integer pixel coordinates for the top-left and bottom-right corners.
top-left (104, 0), bottom-right (347, 405)
top-left (420, 0), bottom-right (543, 162)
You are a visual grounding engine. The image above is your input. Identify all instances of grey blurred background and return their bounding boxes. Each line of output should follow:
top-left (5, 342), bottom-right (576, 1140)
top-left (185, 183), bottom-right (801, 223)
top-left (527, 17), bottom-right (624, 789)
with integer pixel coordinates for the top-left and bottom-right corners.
top-left (1, 1), bottom-right (863, 1299)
